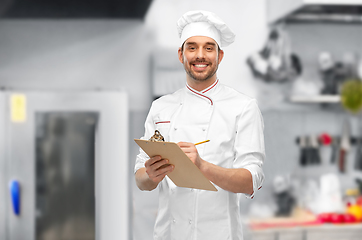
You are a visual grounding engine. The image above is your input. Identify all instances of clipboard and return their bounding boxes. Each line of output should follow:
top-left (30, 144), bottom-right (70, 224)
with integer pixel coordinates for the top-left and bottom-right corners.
top-left (134, 139), bottom-right (217, 191)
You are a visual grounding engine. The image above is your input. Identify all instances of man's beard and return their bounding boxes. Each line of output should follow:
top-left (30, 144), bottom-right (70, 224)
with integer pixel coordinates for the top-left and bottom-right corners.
top-left (185, 64), bottom-right (218, 81)
top-left (183, 57), bottom-right (219, 82)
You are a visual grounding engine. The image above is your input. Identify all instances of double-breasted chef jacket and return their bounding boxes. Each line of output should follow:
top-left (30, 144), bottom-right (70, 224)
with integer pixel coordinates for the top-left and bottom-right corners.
top-left (135, 79), bottom-right (265, 240)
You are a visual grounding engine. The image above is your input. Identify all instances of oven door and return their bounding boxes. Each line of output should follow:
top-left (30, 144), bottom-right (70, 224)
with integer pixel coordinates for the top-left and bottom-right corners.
top-left (0, 91), bottom-right (129, 240)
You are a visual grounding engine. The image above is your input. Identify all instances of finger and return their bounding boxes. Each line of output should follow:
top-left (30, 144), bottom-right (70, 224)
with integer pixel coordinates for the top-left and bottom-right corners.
top-left (146, 159), bottom-right (170, 177)
top-left (145, 155), bottom-right (162, 167)
top-left (155, 164), bottom-right (174, 177)
top-left (181, 146), bottom-right (197, 155)
top-left (151, 159), bottom-right (170, 171)
top-left (182, 147), bottom-right (194, 153)
top-left (177, 141), bottom-right (193, 148)
top-left (178, 142), bottom-right (197, 150)
top-left (178, 145), bottom-right (191, 152)
top-left (149, 165), bottom-right (174, 182)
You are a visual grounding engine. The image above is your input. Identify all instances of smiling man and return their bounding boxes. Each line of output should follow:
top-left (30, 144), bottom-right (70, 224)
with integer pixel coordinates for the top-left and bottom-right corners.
top-left (135, 10), bottom-right (265, 240)
top-left (179, 36), bottom-right (223, 89)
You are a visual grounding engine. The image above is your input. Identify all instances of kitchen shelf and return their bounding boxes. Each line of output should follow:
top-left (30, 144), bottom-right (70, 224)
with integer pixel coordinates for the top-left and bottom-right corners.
top-left (289, 95), bottom-right (341, 103)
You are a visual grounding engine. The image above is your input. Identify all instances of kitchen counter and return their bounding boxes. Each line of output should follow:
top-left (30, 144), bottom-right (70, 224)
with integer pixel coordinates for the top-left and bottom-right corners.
top-left (248, 208), bottom-right (362, 240)
top-left (250, 223), bottom-right (362, 240)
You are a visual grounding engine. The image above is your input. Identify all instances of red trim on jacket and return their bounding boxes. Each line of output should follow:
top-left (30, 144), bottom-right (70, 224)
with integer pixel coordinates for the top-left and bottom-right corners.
top-left (202, 79), bottom-right (219, 94)
top-left (155, 121), bottom-right (171, 124)
top-left (186, 79), bottom-right (218, 105)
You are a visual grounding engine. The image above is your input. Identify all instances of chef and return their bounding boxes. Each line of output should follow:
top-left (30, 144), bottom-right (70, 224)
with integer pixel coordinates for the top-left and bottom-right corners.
top-left (135, 10), bottom-right (265, 240)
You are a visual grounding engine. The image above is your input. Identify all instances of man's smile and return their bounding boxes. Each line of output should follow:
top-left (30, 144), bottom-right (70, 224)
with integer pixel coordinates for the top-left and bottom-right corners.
top-left (192, 63), bottom-right (209, 71)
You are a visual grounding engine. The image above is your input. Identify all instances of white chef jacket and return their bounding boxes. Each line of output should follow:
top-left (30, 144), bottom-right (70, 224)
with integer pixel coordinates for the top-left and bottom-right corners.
top-left (135, 79), bottom-right (265, 240)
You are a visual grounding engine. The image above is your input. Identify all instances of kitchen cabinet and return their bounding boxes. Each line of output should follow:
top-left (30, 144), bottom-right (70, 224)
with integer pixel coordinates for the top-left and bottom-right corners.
top-left (267, 0), bottom-right (362, 23)
top-left (267, 0), bottom-right (304, 23)
top-left (305, 0), bottom-right (362, 4)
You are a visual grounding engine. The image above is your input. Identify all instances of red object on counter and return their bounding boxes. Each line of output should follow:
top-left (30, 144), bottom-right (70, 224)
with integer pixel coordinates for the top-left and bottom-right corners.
top-left (319, 133), bottom-right (332, 146)
top-left (331, 213), bottom-right (344, 223)
top-left (343, 213), bottom-right (357, 223)
top-left (317, 212), bottom-right (358, 224)
top-left (317, 212), bottom-right (333, 223)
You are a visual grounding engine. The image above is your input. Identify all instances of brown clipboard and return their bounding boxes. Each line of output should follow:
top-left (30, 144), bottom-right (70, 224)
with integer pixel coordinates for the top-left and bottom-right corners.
top-left (134, 139), bottom-right (217, 191)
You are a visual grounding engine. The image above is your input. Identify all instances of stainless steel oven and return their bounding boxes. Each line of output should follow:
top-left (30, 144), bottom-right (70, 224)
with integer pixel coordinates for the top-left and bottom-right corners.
top-left (0, 91), bottom-right (129, 240)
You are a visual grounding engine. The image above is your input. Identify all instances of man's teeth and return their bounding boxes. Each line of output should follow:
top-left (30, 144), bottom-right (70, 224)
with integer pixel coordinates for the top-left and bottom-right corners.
top-left (194, 64), bottom-right (207, 67)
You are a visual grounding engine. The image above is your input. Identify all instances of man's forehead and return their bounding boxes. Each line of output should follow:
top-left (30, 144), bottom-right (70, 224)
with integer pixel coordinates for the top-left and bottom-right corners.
top-left (184, 36), bottom-right (218, 46)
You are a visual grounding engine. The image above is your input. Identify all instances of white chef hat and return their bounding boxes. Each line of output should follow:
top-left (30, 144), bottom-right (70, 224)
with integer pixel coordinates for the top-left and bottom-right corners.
top-left (177, 10), bottom-right (235, 48)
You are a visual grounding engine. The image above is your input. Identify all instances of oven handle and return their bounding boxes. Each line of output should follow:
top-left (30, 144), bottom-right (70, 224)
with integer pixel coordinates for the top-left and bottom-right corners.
top-left (9, 180), bottom-right (21, 216)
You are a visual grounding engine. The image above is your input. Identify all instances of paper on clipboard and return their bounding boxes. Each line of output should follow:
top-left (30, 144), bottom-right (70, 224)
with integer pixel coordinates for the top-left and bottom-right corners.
top-left (134, 139), bottom-right (217, 191)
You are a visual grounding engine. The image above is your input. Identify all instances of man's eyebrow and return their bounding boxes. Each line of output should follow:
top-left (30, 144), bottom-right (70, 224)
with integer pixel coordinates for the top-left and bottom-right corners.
top-left (185, 42), bottom-right (216, 46)
top-left (185, 42), bottom-right (196, 46)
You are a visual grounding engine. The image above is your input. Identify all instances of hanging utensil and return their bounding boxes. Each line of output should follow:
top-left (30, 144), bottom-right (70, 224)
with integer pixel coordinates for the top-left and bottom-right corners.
top-left (299, 136), bottom-right (307, 166)
top-left (330, 136), bottom-right (340, 164)
top-left (319, 132), bottom-right (332, 165)
top-left (339, 119), bottom-right (351, 173)
top-left (309, 135), bottom-right (321, 165)
top-left (355, 137), bottom-right (362, 170)
top-left (305, 135), bottom-right (313, 165)
top-left (355, 116), bottom-right (362, 171)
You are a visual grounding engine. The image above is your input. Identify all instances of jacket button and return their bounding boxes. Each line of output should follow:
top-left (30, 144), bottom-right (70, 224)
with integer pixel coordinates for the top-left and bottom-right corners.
top-left (174, 127), bottom-right (177, 131)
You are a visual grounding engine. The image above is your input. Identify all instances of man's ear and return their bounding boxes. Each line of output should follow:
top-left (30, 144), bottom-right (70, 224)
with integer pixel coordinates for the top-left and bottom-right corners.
top-left (218, 49), bottom-right (224, 64)
top-left (178, 48), bottom-right (184, 64)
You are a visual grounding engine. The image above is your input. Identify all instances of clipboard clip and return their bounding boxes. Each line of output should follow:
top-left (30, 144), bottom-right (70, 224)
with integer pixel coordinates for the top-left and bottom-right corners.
top-left (149, 130), bottom-right (165, 142)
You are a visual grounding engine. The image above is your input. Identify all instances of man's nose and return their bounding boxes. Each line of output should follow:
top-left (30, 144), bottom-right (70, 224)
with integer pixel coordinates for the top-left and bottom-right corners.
top-left (195, 48), bottom-right (205, 60)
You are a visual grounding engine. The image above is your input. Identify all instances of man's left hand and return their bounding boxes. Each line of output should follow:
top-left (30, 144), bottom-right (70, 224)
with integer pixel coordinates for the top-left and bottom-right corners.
top-left (177, 142), bottom-right (203, 169)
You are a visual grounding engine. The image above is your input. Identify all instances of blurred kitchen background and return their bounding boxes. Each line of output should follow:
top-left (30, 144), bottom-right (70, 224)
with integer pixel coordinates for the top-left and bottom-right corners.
top-left (1, 0), bottom-right (362, 239)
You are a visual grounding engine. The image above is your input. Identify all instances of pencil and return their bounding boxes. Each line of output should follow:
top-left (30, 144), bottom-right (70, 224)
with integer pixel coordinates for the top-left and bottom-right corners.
top-left (194, 140), bottom-right (210, 146)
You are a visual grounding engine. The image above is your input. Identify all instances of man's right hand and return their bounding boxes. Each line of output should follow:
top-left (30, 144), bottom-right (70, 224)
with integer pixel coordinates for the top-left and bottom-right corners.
top-left (145, 156), bottom-right (174, 184)
top-left (135, 156), bottom-right (174, 191)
